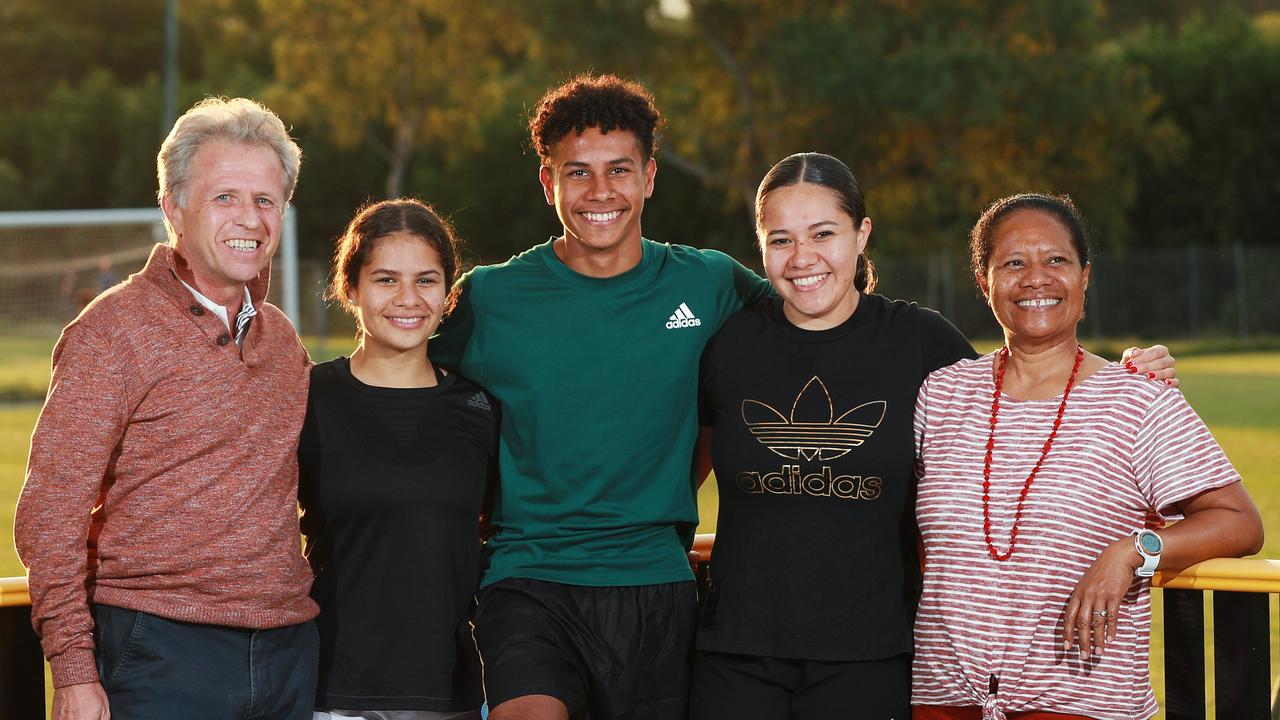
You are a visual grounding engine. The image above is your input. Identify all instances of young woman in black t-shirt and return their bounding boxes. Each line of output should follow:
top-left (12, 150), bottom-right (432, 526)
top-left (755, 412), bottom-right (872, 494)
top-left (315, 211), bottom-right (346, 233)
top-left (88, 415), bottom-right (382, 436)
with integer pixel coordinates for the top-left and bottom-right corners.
top-left (299, 199), bottom-right (496, 720)
top-left (690, 152), bottom-right (973, 720)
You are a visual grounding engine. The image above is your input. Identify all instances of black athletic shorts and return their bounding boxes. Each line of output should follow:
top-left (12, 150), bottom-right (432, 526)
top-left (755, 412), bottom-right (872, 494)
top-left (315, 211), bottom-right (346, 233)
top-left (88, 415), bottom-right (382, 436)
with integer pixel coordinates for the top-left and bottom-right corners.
top-left (688, 650), bottom-right (911, 720)
top-left (473, 578), bottom-right (697, 720)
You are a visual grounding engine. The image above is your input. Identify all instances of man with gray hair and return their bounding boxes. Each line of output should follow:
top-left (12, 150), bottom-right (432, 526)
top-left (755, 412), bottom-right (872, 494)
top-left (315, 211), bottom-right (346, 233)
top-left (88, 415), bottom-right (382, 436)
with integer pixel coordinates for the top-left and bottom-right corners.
top-left (15, 97), bottom-right (318, 719)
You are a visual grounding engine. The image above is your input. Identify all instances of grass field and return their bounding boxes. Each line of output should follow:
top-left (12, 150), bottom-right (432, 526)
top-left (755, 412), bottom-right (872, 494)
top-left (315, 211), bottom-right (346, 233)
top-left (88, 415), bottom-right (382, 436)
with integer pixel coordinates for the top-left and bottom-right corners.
top-left (1, 341), bottom-right (1277, 717)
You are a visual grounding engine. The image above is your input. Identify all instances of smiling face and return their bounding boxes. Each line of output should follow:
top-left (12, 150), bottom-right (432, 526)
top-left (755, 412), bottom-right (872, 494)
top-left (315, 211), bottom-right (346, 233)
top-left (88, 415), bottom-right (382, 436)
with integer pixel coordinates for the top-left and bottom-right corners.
top-left (979, 208), bottom-right (1091, 346)
top-left (538, 126), bottom-right (656, 271)
top-left (759, 183), bottom-right (871, 330)
top-left (349, 232), bottom-right (448, 357)
top-left (162, 139), bottom-right (286, 306)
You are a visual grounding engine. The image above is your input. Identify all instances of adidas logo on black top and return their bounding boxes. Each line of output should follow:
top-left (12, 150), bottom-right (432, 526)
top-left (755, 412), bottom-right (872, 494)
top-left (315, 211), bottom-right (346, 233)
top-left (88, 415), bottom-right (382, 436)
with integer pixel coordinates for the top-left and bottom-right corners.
top-left (665, 302), bottom-right (702, 329)
top-left (467, 392), bottom-right (492, 411)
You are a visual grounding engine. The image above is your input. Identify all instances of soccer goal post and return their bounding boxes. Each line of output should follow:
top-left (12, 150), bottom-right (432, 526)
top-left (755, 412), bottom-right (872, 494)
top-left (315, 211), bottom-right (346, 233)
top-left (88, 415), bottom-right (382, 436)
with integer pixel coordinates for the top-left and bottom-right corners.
top-left (0, 207), bottom-right (300, 339)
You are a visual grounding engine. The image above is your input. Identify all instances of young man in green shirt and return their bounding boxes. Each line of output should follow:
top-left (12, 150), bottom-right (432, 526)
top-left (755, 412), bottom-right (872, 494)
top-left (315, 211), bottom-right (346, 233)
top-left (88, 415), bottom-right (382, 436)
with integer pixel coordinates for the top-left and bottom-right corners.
top-left (430, 75), bottom-right (770, 720)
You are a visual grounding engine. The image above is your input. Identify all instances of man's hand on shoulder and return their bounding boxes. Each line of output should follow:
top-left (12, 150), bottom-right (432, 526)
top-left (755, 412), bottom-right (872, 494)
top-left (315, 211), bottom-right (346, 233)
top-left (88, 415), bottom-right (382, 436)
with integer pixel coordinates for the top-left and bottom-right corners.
top-left (53, 681), bottom-right (110, 720)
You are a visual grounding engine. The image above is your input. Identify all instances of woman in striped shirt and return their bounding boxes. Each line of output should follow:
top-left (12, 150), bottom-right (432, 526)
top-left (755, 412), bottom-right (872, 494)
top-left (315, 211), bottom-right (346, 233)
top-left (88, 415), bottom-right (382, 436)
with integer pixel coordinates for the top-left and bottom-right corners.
top-left (911, 193), bottom-right (1264, 720)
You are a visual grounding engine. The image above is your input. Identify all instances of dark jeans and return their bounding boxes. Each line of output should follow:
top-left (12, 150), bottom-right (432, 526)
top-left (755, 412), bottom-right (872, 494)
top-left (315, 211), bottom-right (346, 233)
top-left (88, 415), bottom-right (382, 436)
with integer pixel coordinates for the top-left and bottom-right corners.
top-left (92, 604), bottom-right (318, 720)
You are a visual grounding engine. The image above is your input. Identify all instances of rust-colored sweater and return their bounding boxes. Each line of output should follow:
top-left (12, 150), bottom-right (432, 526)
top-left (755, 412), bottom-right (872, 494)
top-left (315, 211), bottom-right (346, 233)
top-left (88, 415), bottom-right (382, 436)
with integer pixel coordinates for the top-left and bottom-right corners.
top-left (15, 244), bottom-right (318, 688)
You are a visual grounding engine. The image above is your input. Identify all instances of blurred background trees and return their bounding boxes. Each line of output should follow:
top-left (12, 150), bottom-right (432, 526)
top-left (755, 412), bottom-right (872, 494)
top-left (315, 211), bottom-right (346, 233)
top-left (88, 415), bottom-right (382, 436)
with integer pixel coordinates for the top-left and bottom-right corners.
top-left (1, 0), bottom-right (1277, 267)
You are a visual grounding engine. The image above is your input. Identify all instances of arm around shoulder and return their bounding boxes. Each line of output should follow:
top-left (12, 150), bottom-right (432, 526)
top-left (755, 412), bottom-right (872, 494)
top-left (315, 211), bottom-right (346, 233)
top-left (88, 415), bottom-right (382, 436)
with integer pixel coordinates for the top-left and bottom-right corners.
top-left (430, 268), bottom-right (480, 372)
top-left (733, 255), bottom-right (772, 306)
top-left (704, 247), bottom-right (771, 307)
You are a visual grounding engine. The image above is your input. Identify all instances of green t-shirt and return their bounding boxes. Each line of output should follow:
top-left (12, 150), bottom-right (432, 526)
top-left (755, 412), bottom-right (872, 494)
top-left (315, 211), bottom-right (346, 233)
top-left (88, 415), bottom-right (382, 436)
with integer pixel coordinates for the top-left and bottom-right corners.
top-left (431, 238), bottom-right (771, 587)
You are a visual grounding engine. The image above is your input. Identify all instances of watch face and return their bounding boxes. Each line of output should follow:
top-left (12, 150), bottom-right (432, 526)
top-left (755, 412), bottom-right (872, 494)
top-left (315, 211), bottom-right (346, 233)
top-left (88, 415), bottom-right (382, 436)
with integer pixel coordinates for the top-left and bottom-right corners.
top-left (1140, 531), bottom-right (1163, 554)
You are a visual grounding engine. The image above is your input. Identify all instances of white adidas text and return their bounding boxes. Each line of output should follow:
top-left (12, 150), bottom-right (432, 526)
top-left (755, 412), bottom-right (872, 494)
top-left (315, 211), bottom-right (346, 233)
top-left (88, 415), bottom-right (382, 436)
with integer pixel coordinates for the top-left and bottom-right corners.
top-left (666, 302), bottom-right (702, 329)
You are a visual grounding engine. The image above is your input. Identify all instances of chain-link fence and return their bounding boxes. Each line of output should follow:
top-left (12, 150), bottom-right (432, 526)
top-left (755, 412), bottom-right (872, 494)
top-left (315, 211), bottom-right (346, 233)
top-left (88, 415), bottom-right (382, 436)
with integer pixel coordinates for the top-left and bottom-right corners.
top-left (4, 230), bottom-right (1276, 345)
top-left (871, 242), bottom-right (1280, 341)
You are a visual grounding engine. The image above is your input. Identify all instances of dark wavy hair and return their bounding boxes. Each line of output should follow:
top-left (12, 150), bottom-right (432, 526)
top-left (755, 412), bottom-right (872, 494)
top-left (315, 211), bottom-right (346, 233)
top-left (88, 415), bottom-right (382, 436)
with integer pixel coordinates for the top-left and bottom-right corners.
top-left (328, 198), bottom-right (462, 317)
top-left (528, 73), bottom-right (663, 163)
top-left (755, 152), bottom-right (877, 293)
top-left (970, 193), bottom-right (1089, 280)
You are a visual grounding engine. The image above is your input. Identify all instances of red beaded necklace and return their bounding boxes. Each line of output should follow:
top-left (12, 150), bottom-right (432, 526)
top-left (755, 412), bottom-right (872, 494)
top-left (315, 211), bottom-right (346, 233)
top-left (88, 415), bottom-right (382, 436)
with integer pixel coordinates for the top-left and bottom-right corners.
top-left (982, 344), bottom-right (1084, 561)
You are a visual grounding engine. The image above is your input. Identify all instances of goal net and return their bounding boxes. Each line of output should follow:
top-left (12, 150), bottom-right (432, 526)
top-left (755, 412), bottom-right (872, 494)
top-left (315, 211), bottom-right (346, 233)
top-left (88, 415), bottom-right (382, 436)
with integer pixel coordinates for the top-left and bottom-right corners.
top-left (0, 207), bottom-right (300, 341)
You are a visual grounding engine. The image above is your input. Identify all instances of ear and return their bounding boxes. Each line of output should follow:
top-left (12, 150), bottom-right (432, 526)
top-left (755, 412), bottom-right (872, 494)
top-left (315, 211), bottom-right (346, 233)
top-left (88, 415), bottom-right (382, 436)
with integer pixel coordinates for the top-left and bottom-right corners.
top-left (976, 272), bottom-right (991, 303)
top-left (643, 157), bottom-right (657, 199)
top-left (1082, 261), bottom-right (1091, 292)
top-left (160, 193), bottom-right (185, 241)
top-left (538, 165), bottom-right (555, 206)
top-left (855, 216), bottom-right (872, 255)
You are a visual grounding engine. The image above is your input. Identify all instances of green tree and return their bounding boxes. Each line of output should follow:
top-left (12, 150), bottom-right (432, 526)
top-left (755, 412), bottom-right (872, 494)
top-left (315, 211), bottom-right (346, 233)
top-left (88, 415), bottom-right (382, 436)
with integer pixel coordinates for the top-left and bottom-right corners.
top-left (262, 0), bottom-right (533, 199)
top-left (1100, 0), bottom-right (1280, 33)
top-left (0, 0), bottom-right (276, 211)
top-left (1124, 6), bottom-right (1280, 246)
top-left (0, 0), bottom-right (167, 107)
top-left (0, 0), bottom-right (168, 209)
top-left (648, 0), bottom-right (1154, 258)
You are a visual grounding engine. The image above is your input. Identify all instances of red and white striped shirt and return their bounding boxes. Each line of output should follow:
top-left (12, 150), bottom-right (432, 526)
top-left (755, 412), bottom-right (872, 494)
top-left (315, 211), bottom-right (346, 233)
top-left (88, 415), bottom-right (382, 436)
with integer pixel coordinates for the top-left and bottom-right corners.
top-left (911, 355), bottom-right (1241, 720)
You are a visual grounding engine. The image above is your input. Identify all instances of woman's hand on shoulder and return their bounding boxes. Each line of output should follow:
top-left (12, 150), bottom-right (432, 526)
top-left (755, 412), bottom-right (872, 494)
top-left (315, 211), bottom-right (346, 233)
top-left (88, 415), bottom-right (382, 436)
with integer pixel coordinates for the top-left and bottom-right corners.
top-left (1062, 537), bottom-right (1140, 661)
top-left (1122, 345), bottom-right (1178, 387)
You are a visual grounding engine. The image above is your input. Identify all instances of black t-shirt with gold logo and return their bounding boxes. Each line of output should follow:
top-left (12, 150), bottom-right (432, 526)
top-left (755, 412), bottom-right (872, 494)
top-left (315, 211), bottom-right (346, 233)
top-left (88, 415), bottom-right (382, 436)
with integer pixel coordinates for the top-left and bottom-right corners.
top-left (698, 293), bottom-right (974, 661)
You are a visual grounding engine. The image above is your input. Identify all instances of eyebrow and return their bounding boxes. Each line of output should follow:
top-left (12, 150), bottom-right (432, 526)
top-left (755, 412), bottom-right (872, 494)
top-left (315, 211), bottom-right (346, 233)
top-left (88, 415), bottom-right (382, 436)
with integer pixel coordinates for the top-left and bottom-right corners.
top-left (368, 268), bottom-right (441, 276)
top-left (765, 220), bottom-right (838, 236)
top-left (562, 158), bottom-right (636, 168)
top-left (212, 186), bottom-right (280, 196)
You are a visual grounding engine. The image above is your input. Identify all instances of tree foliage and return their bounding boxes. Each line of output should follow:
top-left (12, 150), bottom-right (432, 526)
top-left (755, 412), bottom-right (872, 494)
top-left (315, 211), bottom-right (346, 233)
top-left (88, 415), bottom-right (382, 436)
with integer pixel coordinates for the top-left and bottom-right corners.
top-left (0, 0), bottom-right (275, 210)
top-left (0, 0), bottom-right (1276, 267)
top-left (1124, 7), bottom-right (1280, 246)
top-left (262, 0), bottom-right (532, 198)
top-left (642, 0), bottom-right (1157, 258)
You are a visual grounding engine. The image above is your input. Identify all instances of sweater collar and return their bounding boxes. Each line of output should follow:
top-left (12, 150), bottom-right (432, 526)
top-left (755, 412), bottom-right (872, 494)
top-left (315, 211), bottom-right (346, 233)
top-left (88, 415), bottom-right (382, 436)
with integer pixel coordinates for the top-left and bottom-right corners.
top-left (140, 243), bottom-right (271, 310)
top-left (140, 243), bottom-right (280, 365)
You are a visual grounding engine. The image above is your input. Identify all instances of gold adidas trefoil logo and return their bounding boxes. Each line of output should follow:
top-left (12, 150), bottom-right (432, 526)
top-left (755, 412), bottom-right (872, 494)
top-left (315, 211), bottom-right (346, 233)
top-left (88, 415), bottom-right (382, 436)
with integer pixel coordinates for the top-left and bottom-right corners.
top-left (741, 376), bottom-right (886, 461)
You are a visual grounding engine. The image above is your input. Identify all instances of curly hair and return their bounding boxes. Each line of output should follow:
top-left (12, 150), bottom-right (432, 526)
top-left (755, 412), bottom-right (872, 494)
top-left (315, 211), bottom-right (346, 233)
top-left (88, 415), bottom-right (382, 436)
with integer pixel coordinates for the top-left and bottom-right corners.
top-left (528, 74), bottom-right (663, 163)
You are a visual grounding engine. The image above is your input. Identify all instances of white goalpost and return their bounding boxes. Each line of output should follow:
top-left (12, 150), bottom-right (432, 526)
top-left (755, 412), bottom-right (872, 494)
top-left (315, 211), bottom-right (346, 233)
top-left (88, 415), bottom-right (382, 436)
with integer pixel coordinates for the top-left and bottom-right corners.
top-left (0, 207), bottom-right (300, 339)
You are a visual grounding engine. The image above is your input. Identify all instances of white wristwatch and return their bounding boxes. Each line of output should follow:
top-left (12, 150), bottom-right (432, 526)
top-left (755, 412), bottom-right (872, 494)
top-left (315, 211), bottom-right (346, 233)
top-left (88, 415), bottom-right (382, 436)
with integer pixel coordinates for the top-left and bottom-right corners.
top-left (1133, 529), bottom-right (1163, 578)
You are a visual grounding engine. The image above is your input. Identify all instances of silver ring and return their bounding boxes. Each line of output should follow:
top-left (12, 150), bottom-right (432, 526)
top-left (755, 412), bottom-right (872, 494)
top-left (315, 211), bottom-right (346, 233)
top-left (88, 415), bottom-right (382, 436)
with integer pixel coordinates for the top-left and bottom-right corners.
top-left (1091, 610), bottom-right (1108, 617)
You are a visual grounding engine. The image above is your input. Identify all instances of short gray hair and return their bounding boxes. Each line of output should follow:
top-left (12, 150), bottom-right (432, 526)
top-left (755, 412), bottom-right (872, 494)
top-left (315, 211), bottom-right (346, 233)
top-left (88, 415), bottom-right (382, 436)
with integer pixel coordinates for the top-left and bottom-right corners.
top-left (156, 97), bottom-right (302, 209)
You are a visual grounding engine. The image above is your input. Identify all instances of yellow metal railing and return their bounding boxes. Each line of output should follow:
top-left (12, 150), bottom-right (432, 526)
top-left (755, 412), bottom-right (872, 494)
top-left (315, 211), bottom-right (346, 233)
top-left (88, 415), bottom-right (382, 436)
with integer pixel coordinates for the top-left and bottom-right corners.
top-left (4, 553), bottom-right (1273, 607)
top-left (1154, 557), bottom-right (1280, 593)
top-left (2, 553), bottom-right (1278, 606)
top-left (2, 548), bottom-right (1277, 717)
top-left (0, 575), bottom-right (31, 607)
